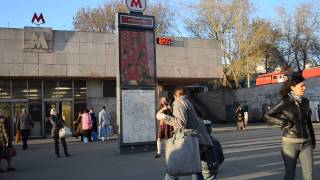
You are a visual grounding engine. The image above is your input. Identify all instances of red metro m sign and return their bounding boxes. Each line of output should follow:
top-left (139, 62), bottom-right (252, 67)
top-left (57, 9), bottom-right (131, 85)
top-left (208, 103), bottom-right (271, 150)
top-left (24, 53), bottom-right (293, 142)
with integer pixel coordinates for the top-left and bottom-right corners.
top-left (31, 12), bottom-right (45, 25)
top-left (126, 0), bottom-right (146, 13)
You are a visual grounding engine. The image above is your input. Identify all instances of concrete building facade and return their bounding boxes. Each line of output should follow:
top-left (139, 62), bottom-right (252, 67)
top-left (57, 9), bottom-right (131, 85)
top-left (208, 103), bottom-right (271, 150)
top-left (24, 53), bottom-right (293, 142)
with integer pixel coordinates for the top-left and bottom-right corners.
top-left (0, 27), bottom-right (222, 137)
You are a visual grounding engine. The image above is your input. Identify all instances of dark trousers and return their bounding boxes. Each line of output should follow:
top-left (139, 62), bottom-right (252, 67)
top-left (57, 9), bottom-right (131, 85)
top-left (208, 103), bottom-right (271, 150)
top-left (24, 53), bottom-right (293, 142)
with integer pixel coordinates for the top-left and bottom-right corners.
top-left (54, 137), bottom-right (69, 156)
top-left (21, 129), bottom-right (30, 149)
top-left (82, 130), bottom-right (92, 142)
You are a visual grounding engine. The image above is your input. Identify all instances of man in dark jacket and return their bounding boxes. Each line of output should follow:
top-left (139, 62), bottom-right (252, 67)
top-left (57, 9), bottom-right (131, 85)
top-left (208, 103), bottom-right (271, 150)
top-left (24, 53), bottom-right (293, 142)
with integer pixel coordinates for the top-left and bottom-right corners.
top-left (16, 108), bottom-right (33, 150)
top-left (89, 108), bottom-right (97, 141)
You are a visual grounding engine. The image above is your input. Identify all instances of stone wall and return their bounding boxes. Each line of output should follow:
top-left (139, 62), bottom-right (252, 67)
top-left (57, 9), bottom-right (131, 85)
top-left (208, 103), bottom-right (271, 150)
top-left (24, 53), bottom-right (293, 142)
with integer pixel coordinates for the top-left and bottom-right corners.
top-left (0, 28), bottom-right (222, 80)
top-left (198, 77), bottom-right (320, 122)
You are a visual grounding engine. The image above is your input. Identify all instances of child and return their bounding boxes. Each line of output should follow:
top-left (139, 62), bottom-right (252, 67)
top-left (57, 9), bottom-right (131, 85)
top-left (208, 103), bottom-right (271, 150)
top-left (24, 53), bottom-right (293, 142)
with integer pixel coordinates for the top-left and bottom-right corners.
top-left (202, 120), bottom-right (224, 180)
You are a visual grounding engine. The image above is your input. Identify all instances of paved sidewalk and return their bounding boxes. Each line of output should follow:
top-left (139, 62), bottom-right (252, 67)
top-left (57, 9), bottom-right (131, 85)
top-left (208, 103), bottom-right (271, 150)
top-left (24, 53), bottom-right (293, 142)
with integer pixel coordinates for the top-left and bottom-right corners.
top-left (2, 124), bottom-right (319, 180)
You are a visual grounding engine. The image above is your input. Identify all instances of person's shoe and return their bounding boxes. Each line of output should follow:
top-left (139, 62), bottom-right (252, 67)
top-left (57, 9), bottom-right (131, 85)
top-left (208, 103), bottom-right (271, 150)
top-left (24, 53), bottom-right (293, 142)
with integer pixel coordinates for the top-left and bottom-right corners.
top-left (154, 154), bottom-right (160, 158)
top-left (56, 154), bottom-right (60, 158)
top-left (65, 153), bottom-right (71, 157)
top-left (0, 169), bottom-right (4, 173)
top-left (7, 167), bottom-right (15, 172)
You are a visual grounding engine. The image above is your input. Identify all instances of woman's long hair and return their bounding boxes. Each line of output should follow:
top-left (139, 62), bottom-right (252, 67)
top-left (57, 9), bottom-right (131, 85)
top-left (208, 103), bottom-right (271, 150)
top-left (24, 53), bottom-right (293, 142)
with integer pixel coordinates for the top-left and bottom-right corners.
top-left (280, 73), bottom-right (305, 96)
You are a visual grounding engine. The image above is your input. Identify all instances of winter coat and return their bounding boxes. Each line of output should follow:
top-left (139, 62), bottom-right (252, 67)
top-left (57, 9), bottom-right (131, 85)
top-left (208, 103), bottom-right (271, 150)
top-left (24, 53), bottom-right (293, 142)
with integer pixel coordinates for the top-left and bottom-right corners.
top-left (81, 113), bottom-right (92, 130)
top-left (264, 95), bottom-right (316, 147)
top-left (16, 113), bottom-right (33, 130)
top-left (162, 95), bottom-right (213, 146)
top-left (50, 115), bottom-right (65, 138)
top-left (99, 110), bottom-right (110, 126)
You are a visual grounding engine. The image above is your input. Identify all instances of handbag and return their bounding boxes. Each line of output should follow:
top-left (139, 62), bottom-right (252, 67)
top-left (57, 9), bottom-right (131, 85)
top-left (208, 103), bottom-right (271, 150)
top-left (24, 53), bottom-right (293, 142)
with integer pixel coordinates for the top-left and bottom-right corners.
top-left (59, 126), bottom-right (72, 138)
top-left (15, 130), bottom-right (22, 143)
top-left (165, 129), bottom-right (201, 176)
top-left (5, 146), bottom-right (16, 158)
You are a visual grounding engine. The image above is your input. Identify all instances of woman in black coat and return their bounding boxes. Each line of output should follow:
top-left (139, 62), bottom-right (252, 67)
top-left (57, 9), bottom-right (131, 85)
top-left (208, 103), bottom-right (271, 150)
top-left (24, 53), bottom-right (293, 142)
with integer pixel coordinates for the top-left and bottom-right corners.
top-left (50, 108), bottom-right (71, 158)
top-left (264, 74), bottom-right (315, 180)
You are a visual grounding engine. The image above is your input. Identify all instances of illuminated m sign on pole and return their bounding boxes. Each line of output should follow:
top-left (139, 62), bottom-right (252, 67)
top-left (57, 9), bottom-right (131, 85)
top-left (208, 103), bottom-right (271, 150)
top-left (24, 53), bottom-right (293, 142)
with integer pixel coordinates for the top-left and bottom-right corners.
top-left (126, 0), bottom-right (146, 13)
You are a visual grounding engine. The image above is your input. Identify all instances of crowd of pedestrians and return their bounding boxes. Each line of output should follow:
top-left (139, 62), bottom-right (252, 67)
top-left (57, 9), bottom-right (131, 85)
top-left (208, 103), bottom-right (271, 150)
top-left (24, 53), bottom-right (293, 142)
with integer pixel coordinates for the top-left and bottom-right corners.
top-left (0, 76), bottom-right (317, 180)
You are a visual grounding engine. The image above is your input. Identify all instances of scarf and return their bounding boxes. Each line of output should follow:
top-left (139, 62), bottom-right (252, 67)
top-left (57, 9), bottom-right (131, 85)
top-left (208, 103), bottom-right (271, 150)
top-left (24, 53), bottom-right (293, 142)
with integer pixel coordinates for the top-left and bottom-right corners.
top-left (288, 92), bottom-right (302, 104)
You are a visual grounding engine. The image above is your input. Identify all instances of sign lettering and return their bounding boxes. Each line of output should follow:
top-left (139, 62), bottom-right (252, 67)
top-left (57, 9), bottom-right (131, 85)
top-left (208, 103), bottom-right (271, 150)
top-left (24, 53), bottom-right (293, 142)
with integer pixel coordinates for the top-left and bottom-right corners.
top-left (31, 31), bottom-right (48, 49)
top-left (126, 0), bottom-right (146, 12)
top-left (32, 12), bottom-right (45, 25)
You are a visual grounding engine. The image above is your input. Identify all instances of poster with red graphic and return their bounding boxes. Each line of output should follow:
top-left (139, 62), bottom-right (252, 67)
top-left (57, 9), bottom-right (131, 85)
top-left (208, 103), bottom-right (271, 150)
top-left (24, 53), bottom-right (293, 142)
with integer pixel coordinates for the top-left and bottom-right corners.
top-left (119, 29), bottom-right (156, 86)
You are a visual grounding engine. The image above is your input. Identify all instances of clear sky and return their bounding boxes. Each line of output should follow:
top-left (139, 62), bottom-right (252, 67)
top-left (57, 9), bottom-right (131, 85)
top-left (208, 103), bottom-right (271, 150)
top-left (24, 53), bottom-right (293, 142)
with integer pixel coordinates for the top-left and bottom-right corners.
top-left (0, 0), bottom-right (318, 33)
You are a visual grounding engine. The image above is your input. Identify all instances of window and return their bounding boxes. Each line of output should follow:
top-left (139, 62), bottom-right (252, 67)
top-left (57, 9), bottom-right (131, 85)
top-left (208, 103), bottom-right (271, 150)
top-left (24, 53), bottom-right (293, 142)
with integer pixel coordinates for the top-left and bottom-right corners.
top-left (28, 80), bottom-right (42, 99)
top-left (44, 80), bottom-right (58, 98)
top-left (0, 80), bottom-right (11, 99)
top-left (74, 80), bottom-right (86, 100)
top-left (103, 80), bottom-right (116, 97)
top-left (58, 80), bottom-right (72, 98)
top-left (273, 76), bottom-right (277, 80)
top-left (12, 80), bottom-right (27, 98)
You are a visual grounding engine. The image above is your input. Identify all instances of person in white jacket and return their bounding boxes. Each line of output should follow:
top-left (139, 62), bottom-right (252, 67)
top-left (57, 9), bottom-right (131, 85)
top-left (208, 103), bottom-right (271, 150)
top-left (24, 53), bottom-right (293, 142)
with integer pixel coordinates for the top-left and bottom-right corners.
top-left (99, 106), bottom-right (111, 141)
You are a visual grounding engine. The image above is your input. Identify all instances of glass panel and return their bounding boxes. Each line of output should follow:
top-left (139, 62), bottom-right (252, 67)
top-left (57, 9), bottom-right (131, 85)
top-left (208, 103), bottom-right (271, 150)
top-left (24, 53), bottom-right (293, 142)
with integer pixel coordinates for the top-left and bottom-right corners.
top-left (57, 80), bottom-right (72, 98)
top-left (44, 80), bottom-right (58, 98)
top-left (74, 80), bottom-right (86, 100)
top-left (29, 101), bottom-right (42, 137)
top-left (103, 80), bottom-right (116, 97)
top-left (28, 80), bottom-right (42, 100)
top-left (12, 80), bottom-right (27, 99)
top-left (61, 102), bottom-right (72, 129)
top-left (0, 80), bottom-right (11, 99)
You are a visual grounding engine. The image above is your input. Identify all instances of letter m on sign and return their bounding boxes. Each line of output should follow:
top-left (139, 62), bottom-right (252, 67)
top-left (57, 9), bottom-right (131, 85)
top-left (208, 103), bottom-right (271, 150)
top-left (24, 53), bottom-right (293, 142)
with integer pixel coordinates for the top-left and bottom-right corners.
top-left (126, 0), bottom-right (146, 12)
top-left (131, 0), bottom-right (142, 8)
top-left (32, 12), bottom-right (45, 24)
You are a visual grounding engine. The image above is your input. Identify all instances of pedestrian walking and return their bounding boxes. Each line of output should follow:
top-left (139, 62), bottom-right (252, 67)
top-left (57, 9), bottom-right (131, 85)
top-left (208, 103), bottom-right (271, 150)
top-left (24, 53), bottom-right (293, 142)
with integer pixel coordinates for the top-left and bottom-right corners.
top-left (265, 73), bottom-right (316, 180)
top-left (89, 108), bottom-right (98, 141)
top-left (235, 106), bottom-right (245, 130)
top-left (74, 111), bottom-right (82, 141)
top-left (99, 106), bottom-right (111, 141)
top-left (16, 108), bottom-right (33, 150)
top-left (155, 97), bottom-right (173, 158)
top-left (50, 108), bottom-right (71, 158)
top-left (81, 109), bottom-right (92, 143)
top-left (0, 110), bottom-right (15, 172)
top-left (156, 87), bottom-right (213, 180)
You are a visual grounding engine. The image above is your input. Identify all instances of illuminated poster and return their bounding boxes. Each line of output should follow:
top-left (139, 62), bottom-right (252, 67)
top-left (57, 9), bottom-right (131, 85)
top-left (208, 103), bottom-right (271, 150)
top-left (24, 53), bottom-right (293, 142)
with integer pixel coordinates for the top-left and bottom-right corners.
top-left (119, 29), bottom-right (156, 86)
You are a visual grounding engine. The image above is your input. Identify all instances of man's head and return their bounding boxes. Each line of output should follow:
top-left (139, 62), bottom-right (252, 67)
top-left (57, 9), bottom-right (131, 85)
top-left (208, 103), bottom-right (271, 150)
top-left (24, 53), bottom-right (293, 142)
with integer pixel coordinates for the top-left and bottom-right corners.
top-left (173, 87), bottom-right (185, 100)
top-left (102, 106), bottom-right (106, 110)
top-left (89, 107), bottom-right (93, 113)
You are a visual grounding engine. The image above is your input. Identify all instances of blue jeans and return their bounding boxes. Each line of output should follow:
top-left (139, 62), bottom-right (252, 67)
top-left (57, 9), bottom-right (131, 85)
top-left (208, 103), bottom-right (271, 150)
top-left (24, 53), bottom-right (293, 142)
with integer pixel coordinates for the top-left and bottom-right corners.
top-left (165, 173), bottom-right (204, 180)
top-left (281, 141), bottom-right (313, 180)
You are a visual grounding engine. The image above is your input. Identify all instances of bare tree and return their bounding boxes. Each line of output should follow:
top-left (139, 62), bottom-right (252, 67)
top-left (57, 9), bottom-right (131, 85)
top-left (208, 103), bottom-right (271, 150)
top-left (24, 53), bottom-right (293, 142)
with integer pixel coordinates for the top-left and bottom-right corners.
top-left (276, 3), bottom-right (320, 72)
top-left (73, 0), bottom-right (176, 36)
top-left (184, 0), bottom-right (280, 88)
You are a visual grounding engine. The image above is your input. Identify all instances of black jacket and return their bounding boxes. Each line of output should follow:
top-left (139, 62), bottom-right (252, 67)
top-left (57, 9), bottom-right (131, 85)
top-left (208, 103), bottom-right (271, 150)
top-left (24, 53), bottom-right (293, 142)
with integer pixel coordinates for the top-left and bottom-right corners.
top-left (264, 95), bottom-right (316, 146)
